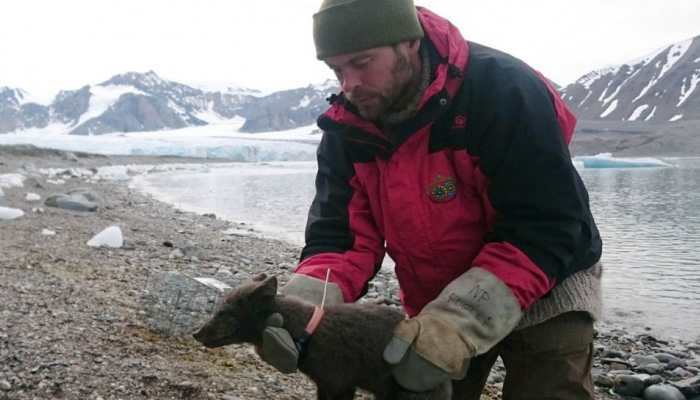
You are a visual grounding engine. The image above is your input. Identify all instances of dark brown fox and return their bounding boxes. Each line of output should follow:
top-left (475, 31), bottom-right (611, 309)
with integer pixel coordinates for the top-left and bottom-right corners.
top-left (193, 274), bottom-right (451, 400)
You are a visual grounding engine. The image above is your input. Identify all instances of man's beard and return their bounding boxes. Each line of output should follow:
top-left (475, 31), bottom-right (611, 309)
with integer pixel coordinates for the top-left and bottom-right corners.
top-left (349, 49), bottom-right (417, 121)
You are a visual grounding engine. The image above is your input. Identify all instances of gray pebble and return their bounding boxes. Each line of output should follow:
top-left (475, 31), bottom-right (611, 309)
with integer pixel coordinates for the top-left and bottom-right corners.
top-left (643, 384), bottom-right (685, 400)
top-left (614, 374), bottom-right (647, 397)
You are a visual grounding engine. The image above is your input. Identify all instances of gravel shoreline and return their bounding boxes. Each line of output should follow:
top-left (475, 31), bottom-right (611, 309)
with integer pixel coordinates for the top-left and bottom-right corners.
top-left (1, 145), bottom-right (698, 400)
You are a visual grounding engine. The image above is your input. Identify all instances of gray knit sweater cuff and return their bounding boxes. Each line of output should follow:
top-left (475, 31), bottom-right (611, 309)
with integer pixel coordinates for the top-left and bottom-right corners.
top-left (517, 262), bottom-right (603, 330)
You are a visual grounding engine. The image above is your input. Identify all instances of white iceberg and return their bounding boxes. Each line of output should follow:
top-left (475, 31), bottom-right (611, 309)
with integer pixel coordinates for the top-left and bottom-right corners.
top-left (573, 153), bottom-right (672, 169)
top-left (0, 207), bottom-right (25, 220)
top-left (87, 226), bottom-right (124, 248)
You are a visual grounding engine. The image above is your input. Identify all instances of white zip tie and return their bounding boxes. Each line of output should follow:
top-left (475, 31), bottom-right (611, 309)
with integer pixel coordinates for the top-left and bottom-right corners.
top-left (320, 268), bottom-right (331, 309)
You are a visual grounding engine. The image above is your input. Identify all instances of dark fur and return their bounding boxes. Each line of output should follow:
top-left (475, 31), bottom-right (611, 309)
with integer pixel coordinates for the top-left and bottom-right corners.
top-left (193, 274), bottom-right (451, 400)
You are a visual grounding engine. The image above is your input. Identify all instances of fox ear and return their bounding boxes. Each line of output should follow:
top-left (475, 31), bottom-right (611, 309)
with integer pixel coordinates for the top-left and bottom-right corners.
top-left (253, 275), bottom-right (278, 298)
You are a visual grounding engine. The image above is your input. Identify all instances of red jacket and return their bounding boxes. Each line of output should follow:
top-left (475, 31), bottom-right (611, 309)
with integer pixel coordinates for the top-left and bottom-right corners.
top-left (295, 8), bottom-right (602, 317)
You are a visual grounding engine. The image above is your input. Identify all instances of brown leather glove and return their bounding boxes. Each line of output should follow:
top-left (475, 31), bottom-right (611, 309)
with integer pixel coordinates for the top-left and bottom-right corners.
top-left (383, 267), bottom-right (523, 392)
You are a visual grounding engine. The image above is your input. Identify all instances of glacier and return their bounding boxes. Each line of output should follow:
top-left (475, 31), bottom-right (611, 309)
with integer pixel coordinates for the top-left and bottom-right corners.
top-left (0, 121), bottom-right (673, 169)
top-left (0, 122), bottom-right (321, 162)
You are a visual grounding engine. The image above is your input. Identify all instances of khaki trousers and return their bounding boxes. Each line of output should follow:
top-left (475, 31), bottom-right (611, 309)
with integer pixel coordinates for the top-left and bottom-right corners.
top-left (452, 311), bottom-right (595, 400)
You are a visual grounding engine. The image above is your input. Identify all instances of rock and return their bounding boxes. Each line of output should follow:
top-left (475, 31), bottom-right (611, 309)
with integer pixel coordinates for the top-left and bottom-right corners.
top-left (670, 367), bottom-right (694, 378)
top-left (64, 152), bottom-right (80, 162)
top-left (23, 176), bottom-right (44, 189)
top-left (41, 229), bottom-right (56, 236)
top-left (87, 226), bottom-right (124, 248)
top-left (645, 375), bottom-right (665, 386)
top-left (142, 272), bottom-right (230, 336)
top-left (672, 377), bottom-right (700, 397)
top-left (594, 373), bottom-right (615, 388)
top-left (603, 357), bottom-right (632, 367)
top-left (0, 379), bottom-right (11, 391)
top-left (639, 363), bottom-right (666, 375)
top-left (633, 355), bottom-right (662, 367)
top-left (169, 249), bottom-right (185, 259)
top-left (614, 374), bottom-right (648, 397)
top-left (604, 349), bottom-right (629, 359)
top-left (643, 384), bottom-right (685, 400)
top-left (25, 193), bottom-right (41, 202)
top-left (0, 206), bottom-right (24, 220)
top-left (45, 192), bottom-right (99, 212)
top-left (655, 353), bottom-right (684, 365)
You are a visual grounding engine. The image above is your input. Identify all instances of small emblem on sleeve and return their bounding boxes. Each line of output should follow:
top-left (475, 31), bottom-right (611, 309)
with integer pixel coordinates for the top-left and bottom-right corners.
top-left (427, 175), bottom-right (457, 203)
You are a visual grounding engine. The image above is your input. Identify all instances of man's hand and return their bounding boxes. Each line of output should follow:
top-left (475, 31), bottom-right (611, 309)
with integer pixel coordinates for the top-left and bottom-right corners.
top-left (258, 274), bottom-right (343, 373)
top-left (383, 267), bottom-right (523, 392)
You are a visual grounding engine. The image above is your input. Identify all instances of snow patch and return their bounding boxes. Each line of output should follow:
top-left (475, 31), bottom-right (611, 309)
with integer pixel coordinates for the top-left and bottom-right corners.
top-left (602, 82), bottom-right (623, 105)
top-left (312, 79), bottom-right (339, 91)
top-left (76, 85), bottom-right (147, 128)
top-left (677, 69), bottom-right (700, 107)
top-left (578, 91), bottom-right (592, 107)
top-left (600, 99), bottom-right (618, 118)
top-left (628, 105), bottom-right (649, 121)
top-left (669, 114), bottom-right (683, 122)
top-left (644, 106), bottom-right (657, 121)
top-left (292, 95), bottom-right (312, 110)
top-left (633, 39), bottom-right (693, 102)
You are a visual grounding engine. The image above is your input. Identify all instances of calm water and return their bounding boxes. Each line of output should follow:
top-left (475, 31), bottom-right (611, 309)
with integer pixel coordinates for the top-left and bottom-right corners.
top-left (131, 158), bottom-right (700, 341)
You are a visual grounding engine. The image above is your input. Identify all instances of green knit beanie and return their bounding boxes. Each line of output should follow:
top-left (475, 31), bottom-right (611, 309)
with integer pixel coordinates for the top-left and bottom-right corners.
top-left (313, 0), bottom-right (425, 59)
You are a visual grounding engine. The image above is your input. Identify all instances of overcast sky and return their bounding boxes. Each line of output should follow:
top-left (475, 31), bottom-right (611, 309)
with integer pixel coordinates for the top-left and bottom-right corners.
top-left (2, 0), bottom-right (699, 101)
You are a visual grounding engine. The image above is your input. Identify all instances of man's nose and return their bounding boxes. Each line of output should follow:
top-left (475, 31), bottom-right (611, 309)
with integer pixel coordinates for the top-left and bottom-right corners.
top-left (341, 71), bottom-right (361, 93)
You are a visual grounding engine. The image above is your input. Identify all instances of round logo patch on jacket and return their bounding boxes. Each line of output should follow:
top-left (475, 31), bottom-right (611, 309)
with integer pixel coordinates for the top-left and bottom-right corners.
top-left (427, 175), bottom-right (457, 203)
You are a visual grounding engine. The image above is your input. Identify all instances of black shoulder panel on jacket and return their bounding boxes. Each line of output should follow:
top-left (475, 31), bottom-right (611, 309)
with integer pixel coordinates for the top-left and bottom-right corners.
top-left (459, 42), bottom-right (602, 283)
top-left (300, 131), bottom-right (357, 261)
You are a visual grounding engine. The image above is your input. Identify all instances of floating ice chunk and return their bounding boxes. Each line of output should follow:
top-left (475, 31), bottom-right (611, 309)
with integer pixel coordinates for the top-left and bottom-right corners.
top-left (42, 229), bottom-right (56, 236)
top-left (25, 193), bottom-right (41, 202)
top-left (573, 153), bottom-right (672, 169)
top-left (0, 207), bottom-right (24, 220)
top-left (87, 226), bottom-right (124, 248)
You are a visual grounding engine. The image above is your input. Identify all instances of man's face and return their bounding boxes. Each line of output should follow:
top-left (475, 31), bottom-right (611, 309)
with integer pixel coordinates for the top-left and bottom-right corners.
top-left (325, 42), bottom-right (419, 121)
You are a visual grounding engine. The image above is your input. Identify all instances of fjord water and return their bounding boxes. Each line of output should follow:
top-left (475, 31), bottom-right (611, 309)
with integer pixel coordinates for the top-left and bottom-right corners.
top-left (132, 158), bottom-right (700, 340)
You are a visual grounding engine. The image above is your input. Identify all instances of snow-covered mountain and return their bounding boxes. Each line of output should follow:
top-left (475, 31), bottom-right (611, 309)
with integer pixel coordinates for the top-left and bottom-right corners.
top-left (0, 72), bottom-right (338, 135)
top-left (561, 34), bottom-right (700, 122)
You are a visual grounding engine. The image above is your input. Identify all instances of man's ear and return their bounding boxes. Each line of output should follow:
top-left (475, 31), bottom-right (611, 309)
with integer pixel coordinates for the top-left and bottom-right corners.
top-left (408, 38), bottom-right (421, 52)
